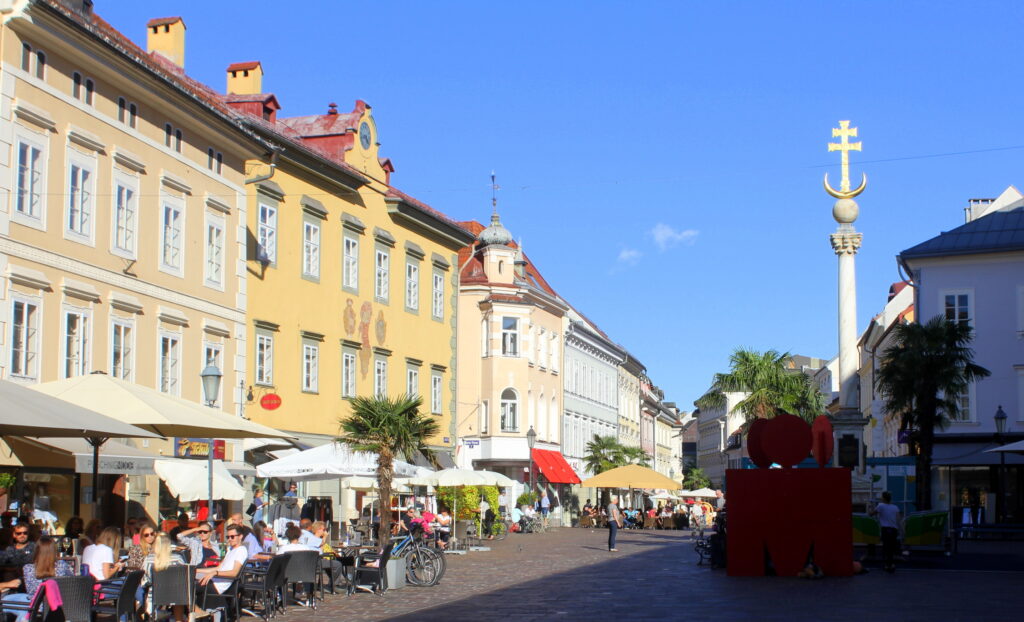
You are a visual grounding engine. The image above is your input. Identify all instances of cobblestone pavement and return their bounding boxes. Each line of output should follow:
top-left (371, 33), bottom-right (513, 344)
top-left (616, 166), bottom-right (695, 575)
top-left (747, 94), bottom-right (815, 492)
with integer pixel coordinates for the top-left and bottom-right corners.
top-left (279, 528), bottom-right (1024, 621)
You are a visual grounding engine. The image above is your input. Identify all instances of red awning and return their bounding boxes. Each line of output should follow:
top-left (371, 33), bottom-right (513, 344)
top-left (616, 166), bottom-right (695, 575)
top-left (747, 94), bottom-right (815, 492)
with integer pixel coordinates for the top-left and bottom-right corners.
top-left (532, 448), bottom-right (581, 484)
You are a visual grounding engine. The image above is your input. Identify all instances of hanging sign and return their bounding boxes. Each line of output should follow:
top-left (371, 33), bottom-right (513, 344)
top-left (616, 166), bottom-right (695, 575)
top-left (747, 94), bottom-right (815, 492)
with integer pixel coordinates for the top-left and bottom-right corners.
top-left (175, 438), bottom-right (225, 459)
top-left (260, 393), bottom-right (282, 410)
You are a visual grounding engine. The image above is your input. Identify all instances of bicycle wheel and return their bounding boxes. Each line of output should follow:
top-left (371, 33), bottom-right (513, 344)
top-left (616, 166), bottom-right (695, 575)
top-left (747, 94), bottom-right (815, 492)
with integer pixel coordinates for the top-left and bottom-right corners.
top-left (491, 520), bottom-right (509, 541)
top-left (405, 548), bottom-right (438, 586)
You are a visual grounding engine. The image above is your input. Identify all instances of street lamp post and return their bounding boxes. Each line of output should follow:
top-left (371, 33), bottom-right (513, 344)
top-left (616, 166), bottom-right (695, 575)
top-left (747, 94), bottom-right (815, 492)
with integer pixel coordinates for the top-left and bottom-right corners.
top-left (526, 426), bottom-right (537, 493)
top-left (201, 365), bottom-right (223, 522)
top-left (994, 405), bottom-right (1007, 523)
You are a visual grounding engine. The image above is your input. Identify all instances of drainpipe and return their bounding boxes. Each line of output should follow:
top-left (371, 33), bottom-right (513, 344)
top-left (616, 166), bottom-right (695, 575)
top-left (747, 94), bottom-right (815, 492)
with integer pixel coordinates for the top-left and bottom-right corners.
top-left (245, 148), bottom-right (279, 185)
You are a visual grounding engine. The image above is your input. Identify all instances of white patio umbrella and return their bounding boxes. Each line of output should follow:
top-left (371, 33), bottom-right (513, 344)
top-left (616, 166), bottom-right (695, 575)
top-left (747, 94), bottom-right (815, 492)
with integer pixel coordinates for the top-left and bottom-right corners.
top-left (154, 459), bottom-right (244, 502)
top-left (687, 487), bottom-right (718, 498)
top-left (407, 468), bottom-right (490, 534)
top-left (476, 470), bottom-right (516, 487)
top-left (986, 439), bottom-right (1024, 454)
top-left (256, 441), bottom-right (418, 481)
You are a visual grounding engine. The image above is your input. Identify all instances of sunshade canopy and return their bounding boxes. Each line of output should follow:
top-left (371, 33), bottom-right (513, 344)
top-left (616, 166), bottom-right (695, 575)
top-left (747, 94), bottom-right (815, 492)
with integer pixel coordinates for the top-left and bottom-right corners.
top-left (476, 470), bottom-right (517, 488)
top-left (532, 448), bottom-right (581, 484)
top-left (154, 459), bottom-right (244, 501)
top-left (686, 487), bottom-right (718, 498)
top-left (32, 375), bottom-right (290, 439)
top-left (579, 464), bottom-right (682, 490)
top-left (255, 441), bottom-right (418, 481)
top-left (0, 379), bottom-right (159, 439)
top-left (3, 436), bottom-right (157, 475)
top-left (408, 468), bottom-right (488, 487)
top-left (986, 439), bottom-right (1024, 454)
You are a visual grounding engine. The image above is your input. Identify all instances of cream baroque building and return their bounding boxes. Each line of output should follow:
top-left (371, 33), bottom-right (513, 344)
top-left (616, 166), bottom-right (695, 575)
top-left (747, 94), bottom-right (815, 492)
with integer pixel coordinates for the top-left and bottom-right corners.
top-left (617, 352), bottom-right (644, 449)
top-left (454, 212), bottom-right (567, 486)
top-left (0, 2), bottom-right (266, 518)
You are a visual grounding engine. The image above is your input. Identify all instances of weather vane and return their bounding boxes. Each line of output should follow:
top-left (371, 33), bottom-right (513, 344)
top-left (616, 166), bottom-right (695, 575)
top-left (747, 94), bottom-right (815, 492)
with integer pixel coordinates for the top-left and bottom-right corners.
top-left (491, 170), bottom-right (500, 212)
top-left (823, 120), bottom-right (866, 199)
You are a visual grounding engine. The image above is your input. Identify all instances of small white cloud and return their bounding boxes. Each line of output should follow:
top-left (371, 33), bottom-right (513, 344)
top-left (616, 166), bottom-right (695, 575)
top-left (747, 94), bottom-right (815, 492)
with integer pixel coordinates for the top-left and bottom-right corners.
top-left (650, 223), bottom-right (699, 251)
top-left (617, 248), bottom-right (642, 265)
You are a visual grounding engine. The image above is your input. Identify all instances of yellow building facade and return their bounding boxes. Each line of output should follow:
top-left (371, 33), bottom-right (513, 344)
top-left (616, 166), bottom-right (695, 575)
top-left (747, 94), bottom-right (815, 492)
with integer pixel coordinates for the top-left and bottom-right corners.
top-left (227, 77), bottom-right (474, 452)
top-left (0, 3), bottom-right (266, 519)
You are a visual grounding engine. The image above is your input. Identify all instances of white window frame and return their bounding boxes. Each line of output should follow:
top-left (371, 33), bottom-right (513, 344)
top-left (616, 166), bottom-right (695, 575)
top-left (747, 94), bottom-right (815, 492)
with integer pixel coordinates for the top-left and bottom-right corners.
top-left (158, 332), bottom-right (181, 396)
top-left (374, 358), bottom-right (388, 398)
top-left (9, 296), bottom-right (41, 380)
top-left (550, 333), bottom-right (559, 371)
top-left (110, 318), bottom-right (135, 381)
top-left (431, 373), bottom-right (442, 414)
top-left (481, 400), bottom-right (489, 435)
top-left (500, 388), bottom-right (519, 432)
top-left (481, 317), bottom-right (490, 357)
top-left (375, 249), bottom-right (390, 302)
top-left (940, 289), bottom-right (973, 328)
top-left (342, 350), bottom-right (357, 398)
top-left (65, 150), bottom-right (96, 244)
top-left (303, 221), bottom-right (321, 279)
top-left (948, 382), bottom-right (976, 423)
top-left (343, 235), bottom-right (359, 292)
top-left (302, 342), bottom-right (319, 393)
top-left (12, 131), bottom-right (47, 227)
top-left (159, 194), bottom-right (185, 277)
top-left (432, 272), bottom-right (444, 320)
top-left (406, 367), bottom-right (419, 398)
top-left (501, 317), bottom-right (519, 357)
top-left (111, 173), bottom-right (138, 259)
top-left (405, 261), bottom-right (419, 311)
top-left (255, 333), bottom-right (274, 386)
top-left (258, 203), bottom-right (277, 265)
top-left (204, 214), bottom-right (226, 289)
top-left (61, 306), bottom-right (91, 379)
top-left (1016, 285), bottom-right (1024, 339)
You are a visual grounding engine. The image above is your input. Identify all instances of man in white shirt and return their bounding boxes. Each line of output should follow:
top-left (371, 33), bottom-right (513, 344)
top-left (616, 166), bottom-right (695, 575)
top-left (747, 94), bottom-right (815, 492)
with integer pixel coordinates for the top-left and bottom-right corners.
top-left (197, 524), bottom-right (248, 595)
top-left (227, 512), bottom-right (263, 558)
top-left (298, 519), bottom-right (323, 549)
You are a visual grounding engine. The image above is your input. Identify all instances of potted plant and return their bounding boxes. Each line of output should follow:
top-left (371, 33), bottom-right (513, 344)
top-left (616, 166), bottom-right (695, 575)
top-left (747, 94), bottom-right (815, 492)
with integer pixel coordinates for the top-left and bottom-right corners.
top-left (0, 473), bottom-right (16, 496)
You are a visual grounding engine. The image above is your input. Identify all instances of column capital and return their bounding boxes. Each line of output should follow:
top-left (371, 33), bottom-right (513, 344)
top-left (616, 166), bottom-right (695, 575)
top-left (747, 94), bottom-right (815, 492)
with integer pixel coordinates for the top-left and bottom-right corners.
top-left (830, 231), bottom-right (863, 255)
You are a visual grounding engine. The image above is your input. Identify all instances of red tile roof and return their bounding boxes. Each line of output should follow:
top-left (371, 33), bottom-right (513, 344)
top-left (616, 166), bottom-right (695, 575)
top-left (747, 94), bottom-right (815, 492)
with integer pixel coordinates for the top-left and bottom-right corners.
top-left (146, 16), bottom-right (182, 28)
top-left (227, 61), bottom-right (261, 72)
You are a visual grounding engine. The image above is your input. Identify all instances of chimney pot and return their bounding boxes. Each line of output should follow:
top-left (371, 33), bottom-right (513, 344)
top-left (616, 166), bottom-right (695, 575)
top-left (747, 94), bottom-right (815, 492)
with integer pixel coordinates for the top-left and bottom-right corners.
top-left (327, 103), bottom-right (338, 115)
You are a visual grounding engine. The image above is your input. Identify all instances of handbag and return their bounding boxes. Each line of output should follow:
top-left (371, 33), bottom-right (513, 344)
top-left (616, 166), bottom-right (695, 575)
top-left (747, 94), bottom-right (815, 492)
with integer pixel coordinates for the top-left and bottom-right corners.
top-left (245, 502), bottom-right (257, 517)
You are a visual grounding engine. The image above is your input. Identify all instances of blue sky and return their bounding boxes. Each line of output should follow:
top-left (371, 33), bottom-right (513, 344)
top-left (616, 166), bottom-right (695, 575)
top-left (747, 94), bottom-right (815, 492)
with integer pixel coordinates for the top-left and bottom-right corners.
top-left (100, 1), bottom-right (1024, 407)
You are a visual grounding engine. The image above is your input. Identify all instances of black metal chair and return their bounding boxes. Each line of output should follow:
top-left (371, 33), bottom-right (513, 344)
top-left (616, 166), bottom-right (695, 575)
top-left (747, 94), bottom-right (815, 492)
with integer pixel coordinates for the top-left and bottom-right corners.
top-left (92, 570), bottom-right (144, 622)
top-left (239, 555), bottom-right (289, 621)
top-left (201, 575), bottom-right (241, 622)
top-left (351, 542), bottom-right (394, 595)
top-left (150, 565), bottom-right (195, 622)
top-left (282, 550), bottom-right (320, 610)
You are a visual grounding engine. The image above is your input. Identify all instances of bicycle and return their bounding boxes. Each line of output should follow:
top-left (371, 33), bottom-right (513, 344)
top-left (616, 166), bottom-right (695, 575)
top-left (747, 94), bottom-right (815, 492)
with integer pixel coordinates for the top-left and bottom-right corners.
top-left (694, 534), bottom-right (712, 565)
top-left (389, 528), bottom-right (447, 587)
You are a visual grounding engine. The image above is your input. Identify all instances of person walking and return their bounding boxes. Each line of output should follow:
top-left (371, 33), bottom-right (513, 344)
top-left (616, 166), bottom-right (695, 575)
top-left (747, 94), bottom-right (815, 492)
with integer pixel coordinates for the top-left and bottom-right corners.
top-left (871, 491), bottom-right (902, 573)
top-left (607, 495), bottom-right (623, 552)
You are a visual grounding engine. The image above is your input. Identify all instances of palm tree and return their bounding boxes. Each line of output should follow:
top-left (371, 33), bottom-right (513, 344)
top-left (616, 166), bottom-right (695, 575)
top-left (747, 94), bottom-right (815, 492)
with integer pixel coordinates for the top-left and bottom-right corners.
top-left (620, 445), bottom-right (651, 467)
top-left (583, 435), bottom-right (652, 507)
top-left (875, 316), bottom-right (990, 511)
top-left (683, 466), bottom-right (712, 490)
top-left (695, 348), bottom-right (825, 423)
top-left (338, 394), bottom-right (439, 546)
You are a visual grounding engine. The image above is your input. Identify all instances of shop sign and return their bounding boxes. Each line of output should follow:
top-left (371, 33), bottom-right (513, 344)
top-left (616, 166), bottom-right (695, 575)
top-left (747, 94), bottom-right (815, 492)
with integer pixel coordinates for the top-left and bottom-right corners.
top-left (175, 438), bottom-right (225, 459)
top-left (75, 455), bottom-right (153, 476)
top-left (260, 393), bottom-right (282, 410)
top-left (464, 439), bottom-right (480, 448)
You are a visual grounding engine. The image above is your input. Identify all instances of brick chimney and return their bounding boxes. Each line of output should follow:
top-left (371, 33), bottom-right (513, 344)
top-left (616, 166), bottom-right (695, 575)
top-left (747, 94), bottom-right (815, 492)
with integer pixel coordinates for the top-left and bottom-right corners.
top-left (146, 17), bottom-right (186, 68)
top-left (226, 61), bottom-right (262, 95)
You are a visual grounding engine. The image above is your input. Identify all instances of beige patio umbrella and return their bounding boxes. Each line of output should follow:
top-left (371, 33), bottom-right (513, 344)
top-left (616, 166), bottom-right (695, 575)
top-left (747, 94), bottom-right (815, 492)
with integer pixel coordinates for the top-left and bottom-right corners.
top-left (579, 464), bottom-right (682, 490)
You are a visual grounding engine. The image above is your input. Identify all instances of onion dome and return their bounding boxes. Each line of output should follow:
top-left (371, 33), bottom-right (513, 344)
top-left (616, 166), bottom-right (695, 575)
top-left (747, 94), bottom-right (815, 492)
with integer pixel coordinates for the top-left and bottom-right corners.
top-left (478, 210), bottom-right (513, 247)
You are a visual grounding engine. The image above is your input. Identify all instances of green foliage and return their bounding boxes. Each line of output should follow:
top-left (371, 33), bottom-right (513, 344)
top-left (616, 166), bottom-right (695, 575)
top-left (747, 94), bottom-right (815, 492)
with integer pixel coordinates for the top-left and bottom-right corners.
top-left (682, 466), bottom-right (711, 490)
top-left (876, 316), bottom-right (990, 511)
top-left (516, 491), bottom-right (537, 507)
top-left (694, 348), bottom-right (826, 423)
top-left (583, 435), bottom-right (651, 476)
top-left (437, 486), bottom-right (479, 520)
top-left (0, 473), bottom-right (15, 490)
top-left (337, 394), bottom-right (439, 544)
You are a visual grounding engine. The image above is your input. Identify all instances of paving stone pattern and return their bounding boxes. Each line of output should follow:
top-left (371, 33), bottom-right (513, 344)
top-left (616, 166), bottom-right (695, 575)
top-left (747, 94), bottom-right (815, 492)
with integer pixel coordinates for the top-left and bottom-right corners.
top-left (281, 528), bottom-right (1024, 621)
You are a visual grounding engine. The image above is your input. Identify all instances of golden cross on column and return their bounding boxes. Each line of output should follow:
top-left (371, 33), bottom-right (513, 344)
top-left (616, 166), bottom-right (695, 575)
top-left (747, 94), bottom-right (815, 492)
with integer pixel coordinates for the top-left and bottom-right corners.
top-left (828, 121), bottom-right (861, 192)
top-left (824, 120), bottom-right (866, 199)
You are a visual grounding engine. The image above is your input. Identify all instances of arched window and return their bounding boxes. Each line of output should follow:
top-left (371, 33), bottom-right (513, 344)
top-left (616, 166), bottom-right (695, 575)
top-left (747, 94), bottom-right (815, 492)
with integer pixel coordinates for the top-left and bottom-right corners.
top-left (500, 388), bottom-right (518, 432)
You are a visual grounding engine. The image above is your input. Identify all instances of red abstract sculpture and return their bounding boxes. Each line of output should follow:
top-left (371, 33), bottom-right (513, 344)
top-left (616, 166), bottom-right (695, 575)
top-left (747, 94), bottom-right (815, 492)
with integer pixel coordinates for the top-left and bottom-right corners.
top-left (726, 413), bottom-right (852, 577)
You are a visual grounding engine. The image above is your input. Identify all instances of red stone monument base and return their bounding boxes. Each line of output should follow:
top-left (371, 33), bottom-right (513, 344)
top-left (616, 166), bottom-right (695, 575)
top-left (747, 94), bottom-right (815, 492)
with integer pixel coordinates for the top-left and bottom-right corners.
top-left (726, 467), bottom-right (853, 577)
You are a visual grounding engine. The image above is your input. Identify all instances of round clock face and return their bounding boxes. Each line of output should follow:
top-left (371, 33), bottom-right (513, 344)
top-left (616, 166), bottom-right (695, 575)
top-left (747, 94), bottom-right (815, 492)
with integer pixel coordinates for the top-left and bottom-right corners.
top-left (359, 122), bottom-right (371, 149)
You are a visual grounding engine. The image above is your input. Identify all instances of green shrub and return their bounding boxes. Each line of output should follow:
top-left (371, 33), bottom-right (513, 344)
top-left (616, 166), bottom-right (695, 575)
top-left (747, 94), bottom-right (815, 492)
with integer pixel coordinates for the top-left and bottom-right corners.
top-left (516, 491), bottom-right (537, 507)
top-left (0, 473), bottom-right (15, 490)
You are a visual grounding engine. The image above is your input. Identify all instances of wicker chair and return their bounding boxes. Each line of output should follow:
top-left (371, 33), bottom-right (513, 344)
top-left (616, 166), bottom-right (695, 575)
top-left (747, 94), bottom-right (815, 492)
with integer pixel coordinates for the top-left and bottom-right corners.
top-left (283, 550), bottom-right (321, 609)
top-left (351, 542), bottom-right (394, 595)
top-left (150, 565), bottom-right (195, 622)
top-left (92, 570), bottom-right (144, 622)
top-left (52, 576), bottom-right (97, 622)
top-left (239, 555), bottom-right (289, 621)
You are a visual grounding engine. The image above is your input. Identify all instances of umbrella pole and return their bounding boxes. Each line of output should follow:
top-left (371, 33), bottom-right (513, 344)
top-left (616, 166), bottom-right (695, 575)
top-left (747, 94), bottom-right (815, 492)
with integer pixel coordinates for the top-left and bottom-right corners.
top-left (208, 437), bottom-right (214, 523)
top-left (87, 437), bottom-right (107, 524)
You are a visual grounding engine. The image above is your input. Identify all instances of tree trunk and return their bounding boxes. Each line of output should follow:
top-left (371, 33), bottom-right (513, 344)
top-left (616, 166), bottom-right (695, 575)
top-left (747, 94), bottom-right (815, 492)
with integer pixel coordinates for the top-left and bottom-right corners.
top-left (377, 448), bottom-right (394, 551)
top-left (916, 405), bottom-right (937, 512)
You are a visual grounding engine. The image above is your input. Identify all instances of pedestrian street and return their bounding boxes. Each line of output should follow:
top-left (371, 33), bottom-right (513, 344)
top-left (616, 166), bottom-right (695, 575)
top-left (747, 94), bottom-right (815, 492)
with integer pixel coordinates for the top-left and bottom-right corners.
top-left (280, 527), bottom-right (1024, 622)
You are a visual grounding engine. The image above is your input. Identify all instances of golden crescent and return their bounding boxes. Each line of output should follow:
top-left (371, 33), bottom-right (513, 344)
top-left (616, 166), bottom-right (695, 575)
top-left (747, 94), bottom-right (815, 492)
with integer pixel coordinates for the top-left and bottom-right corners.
top-left (823, 172), bottom-right (867, 199)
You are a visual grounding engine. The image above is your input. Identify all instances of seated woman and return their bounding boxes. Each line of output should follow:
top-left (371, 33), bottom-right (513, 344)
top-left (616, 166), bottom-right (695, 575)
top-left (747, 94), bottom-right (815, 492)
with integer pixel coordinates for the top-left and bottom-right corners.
top-left (142, 533), bottom-right (187, 622)
top-left (82, 527), bottom-right (124, 581)
top-left (1, 537), bottom-right (73, 621)
top-left (435, 509), bottom-right (452, 549)
top-left (277, 525), bottom-right (315, 553)
top-left (127, 522), bottom-right (157, 571)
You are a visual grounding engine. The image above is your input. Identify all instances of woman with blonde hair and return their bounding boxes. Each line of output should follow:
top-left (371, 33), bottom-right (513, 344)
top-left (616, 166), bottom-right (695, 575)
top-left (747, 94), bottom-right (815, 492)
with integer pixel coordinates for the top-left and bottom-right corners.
top-left (82, 526), bottom-right (124, 580)
top-left (141, 533), bottom-right (187, 620)
top-left (126, 521), bottom-right (156, 571)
